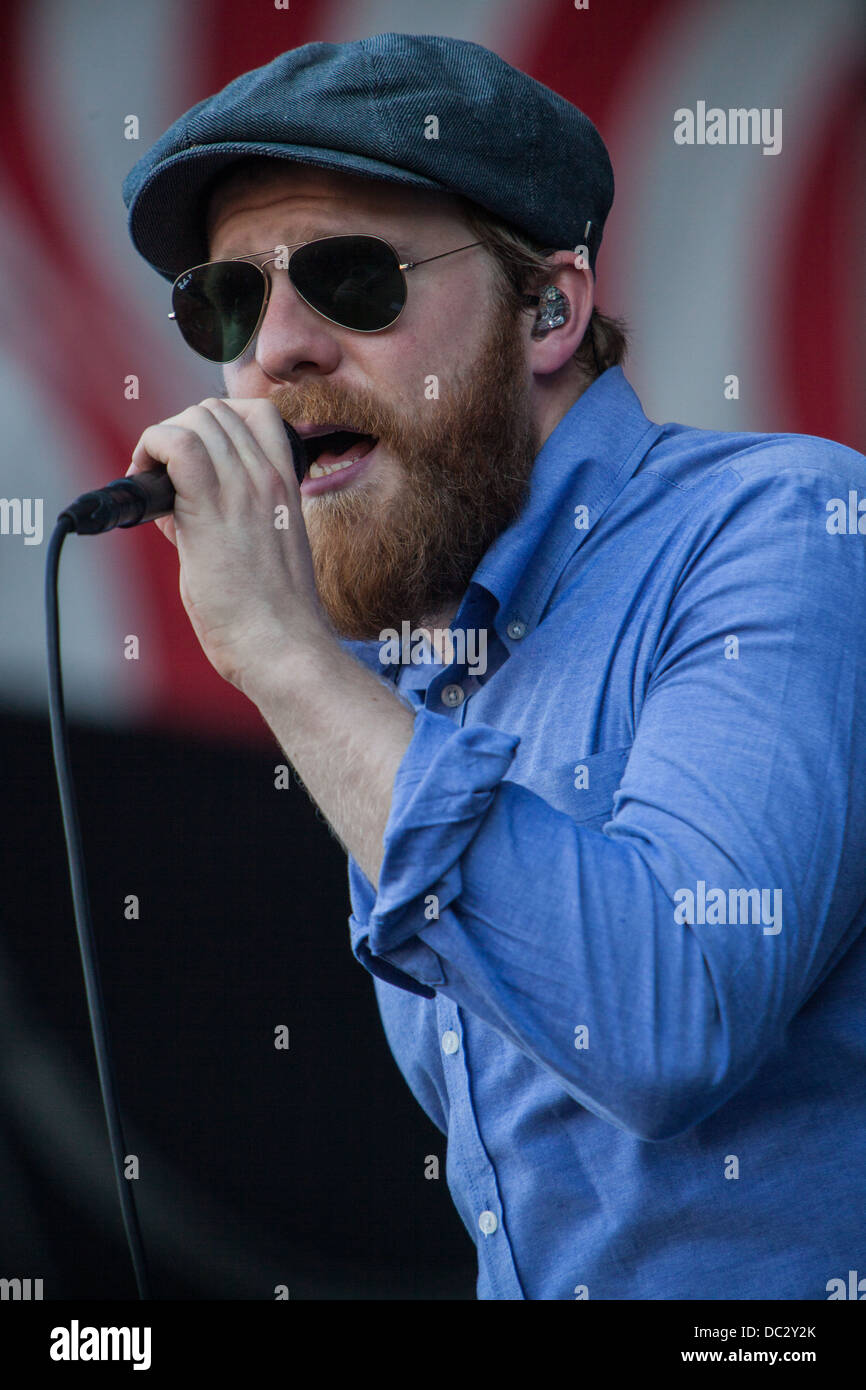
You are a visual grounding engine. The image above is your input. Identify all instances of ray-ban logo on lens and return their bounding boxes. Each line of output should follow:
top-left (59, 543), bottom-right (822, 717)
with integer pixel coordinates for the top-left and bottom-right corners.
top-left (378, 622), bottom-right (488, 676)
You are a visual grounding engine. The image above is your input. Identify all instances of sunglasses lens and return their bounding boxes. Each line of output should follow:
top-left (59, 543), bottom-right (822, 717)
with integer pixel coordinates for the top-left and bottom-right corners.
top-left (289, 236), bottom-right (406, 330)
top-left (171, 261), bottom-right (265, 362)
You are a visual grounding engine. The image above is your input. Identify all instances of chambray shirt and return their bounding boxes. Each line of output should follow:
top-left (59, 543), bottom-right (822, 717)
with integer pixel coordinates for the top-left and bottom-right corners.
top-left (343, 367), bottom-right (866, 1301)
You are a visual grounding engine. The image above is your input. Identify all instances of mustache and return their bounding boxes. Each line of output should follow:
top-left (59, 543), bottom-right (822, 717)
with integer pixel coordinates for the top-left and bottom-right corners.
top-left (270, 382), bottom-right (406, 449)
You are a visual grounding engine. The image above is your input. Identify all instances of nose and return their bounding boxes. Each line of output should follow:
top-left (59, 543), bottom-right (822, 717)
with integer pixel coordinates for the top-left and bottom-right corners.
top-left (251, 263), bottom-right (343, 381)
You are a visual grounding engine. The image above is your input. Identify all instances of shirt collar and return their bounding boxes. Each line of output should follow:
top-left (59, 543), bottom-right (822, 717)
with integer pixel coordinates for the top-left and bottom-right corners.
top-left (470, 366), bottom-right (663, 640)
top-left (341, 367), bottom-right (662, 676)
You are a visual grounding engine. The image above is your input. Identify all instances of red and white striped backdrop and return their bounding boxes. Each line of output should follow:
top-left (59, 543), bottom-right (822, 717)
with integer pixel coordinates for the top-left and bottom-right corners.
top-left (1, 0), bottom-right (863, 742)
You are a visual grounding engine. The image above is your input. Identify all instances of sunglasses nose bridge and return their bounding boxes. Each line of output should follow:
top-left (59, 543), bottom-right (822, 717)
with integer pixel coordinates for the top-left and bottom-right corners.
top-left (241, 256), bottom-right (318, 361)
top-left (242, 255), bottom-right (347, 372)
top-left (252, 256), bottom-right (307, 340)
top-left (251, 246), bottom-right (353, 334)
top-left (260, 247), bottom-right (321, 321)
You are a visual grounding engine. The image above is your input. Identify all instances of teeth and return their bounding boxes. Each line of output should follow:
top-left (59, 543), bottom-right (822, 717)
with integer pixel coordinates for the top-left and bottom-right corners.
top-left (308, 455), bottom-right (362, 479)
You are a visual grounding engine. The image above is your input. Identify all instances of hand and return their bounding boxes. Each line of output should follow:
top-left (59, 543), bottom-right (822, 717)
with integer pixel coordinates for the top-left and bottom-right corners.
top-left (127, 397), bottom-right (335, 691)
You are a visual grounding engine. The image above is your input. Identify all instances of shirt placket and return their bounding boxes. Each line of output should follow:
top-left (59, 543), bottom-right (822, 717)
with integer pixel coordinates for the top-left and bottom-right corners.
top-left (403, 609), bottom-right (523, 1297)
top-left (435, 997), bottom-right (526, 1298)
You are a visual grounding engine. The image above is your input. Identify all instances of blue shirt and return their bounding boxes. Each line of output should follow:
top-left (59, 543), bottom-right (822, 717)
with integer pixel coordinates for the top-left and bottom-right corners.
top-left (343, 366), bottom-right (866, 1301)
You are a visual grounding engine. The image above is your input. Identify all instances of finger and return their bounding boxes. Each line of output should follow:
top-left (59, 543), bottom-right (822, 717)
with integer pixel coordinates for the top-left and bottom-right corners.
top-left (126, 422), bottom-right (217, 512)
top-left (216, 398), bottom-right (305, 506)
top-left (127, 408), bottom-right (245, 515)
top-left (126, 406), bottom-right (201, 475)
top-left (192, 397), bottom-right (289, 512)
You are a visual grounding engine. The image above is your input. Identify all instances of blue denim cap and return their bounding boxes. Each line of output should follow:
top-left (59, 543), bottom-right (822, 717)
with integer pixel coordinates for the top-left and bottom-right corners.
top-left (123, 32), bottom-right (614, 283)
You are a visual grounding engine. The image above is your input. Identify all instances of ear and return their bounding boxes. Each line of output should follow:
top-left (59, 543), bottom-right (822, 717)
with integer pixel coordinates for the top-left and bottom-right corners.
top-left (526, 249), bottom-right (595, 378)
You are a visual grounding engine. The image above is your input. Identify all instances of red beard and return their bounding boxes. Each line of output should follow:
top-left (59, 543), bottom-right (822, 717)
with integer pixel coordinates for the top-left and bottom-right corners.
top-left (273, 298), bottom-right (538, 640)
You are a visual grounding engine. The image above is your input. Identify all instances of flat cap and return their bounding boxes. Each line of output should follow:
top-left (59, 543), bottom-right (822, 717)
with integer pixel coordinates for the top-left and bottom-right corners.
top-left (123, 32), bottom-right (614, 282)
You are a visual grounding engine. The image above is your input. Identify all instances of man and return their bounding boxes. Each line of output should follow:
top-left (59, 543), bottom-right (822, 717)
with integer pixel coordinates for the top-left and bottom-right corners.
top-left (123, 34), bottom-right (866, 1300)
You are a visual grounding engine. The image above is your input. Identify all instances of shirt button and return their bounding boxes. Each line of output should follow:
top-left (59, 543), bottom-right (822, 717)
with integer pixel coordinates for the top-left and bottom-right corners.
top-left (506, 618), bottom-right (526, 640)
top-left (441, 683), bottom-right (464, 707)
top-left (478, 1210), bottom-right (498, 1236)
top-left (441, 1030), bottom-right (460, 1055)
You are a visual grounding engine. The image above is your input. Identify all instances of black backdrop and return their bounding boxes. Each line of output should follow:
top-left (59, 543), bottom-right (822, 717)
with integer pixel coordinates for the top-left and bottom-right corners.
top-left (0, 709), bottom-right (475, 1299)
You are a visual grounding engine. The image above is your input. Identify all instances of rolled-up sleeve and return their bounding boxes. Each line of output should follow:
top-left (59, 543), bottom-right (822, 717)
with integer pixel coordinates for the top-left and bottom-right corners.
top-left (349, 712), bottom-right (520, 997)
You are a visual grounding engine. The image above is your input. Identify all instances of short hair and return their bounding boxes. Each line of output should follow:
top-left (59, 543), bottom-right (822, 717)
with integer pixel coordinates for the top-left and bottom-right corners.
top-left (456, 197), bottom-right (629, 382)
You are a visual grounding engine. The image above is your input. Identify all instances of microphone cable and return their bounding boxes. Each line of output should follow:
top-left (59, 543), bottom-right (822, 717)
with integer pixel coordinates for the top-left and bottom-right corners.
top-left (44, 423), bottom-right (306, 1301)
top-left (45, 515), bottom-right (151, 1300)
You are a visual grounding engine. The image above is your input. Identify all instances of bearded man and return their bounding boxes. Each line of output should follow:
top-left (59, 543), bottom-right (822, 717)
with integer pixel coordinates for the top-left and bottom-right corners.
top-left (123, 33), bottom-right (866, 1301)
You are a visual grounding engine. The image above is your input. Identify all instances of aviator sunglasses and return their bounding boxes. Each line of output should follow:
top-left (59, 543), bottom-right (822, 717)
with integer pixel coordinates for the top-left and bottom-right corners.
top-left (168, 234), bottom-right (486, 362)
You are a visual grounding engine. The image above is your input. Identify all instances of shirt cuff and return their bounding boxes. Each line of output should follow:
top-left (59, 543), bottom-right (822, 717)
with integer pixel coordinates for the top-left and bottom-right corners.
top-left (349, 707), bottom-right (520, 995)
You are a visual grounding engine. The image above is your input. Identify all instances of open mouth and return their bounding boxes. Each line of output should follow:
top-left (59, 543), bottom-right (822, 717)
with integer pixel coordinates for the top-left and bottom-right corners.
top-left (302, 428), bottom-right (378, 478)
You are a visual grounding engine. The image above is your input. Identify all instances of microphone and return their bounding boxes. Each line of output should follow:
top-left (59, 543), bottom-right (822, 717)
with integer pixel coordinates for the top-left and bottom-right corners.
top-left (58, 420), bottom-right (308, 536)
